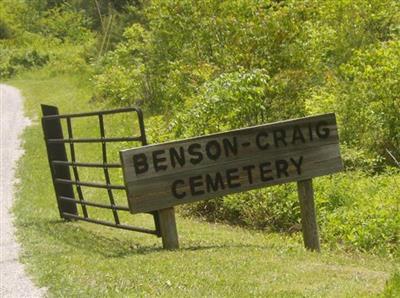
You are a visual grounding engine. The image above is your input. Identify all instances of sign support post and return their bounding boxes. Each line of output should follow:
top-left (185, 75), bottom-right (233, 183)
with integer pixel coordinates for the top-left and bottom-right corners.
top-left (297, 179), bottom-right (320, 252)
top-left (157, 207), bottom-right (179, 249)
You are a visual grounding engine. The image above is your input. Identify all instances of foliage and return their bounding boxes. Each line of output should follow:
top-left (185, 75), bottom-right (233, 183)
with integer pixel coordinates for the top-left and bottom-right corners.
top-left (307, 40), bottom-right (400, 167)
top-left (2, 0), bottom-right (399, 261)
top-left (0, 1), bottom-right (95, 79)
top-left (92, 24), bottom-right (149, 105)
top-left (32, 4), bottom-right (93, 42)
top-left (8, 72), bottom-right (397, 297)
top-left (183, 170), bottom-right (400, 255)
top-left (172, 68), bottom-right (304, 137)
top-left (89, 0), bottom-right (400, 256)
top-left (92, 0), bottom-right (400, 169)
top-left (0, 41), bottom-right (50, 78)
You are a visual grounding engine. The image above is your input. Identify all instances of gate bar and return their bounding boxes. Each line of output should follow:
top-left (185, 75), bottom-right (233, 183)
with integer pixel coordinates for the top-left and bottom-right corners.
top-left (66, 117), bottom-right (89, 218)
top-left (47, 137), bottom-right (141, 144)
top-left (55, 178), bottom-right (125, 190)
top-left (52, 161), bottom-right (121, 168)
top-left (63, 212), bottom-right (159, 235)
top-left (59, 196), bottom-right (129, 211)
top-left (42, 107), bottom-right (142, 119)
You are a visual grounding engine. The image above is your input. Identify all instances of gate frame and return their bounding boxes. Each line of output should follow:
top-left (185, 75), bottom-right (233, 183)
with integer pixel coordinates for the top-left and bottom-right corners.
top-left (41, 104), bottom-right (162, 238)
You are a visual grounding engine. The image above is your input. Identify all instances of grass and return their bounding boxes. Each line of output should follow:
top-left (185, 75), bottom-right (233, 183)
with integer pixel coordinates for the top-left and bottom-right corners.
top-left (6, 69), bottom-right (399, 297)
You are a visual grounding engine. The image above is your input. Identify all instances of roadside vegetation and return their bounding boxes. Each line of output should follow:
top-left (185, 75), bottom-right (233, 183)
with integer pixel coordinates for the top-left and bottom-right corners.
top-left (1, 0), bottom-right (399, 296)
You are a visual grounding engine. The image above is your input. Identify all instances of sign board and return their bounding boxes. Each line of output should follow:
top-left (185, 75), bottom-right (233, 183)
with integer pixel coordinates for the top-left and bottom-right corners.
top-left (120, 113), bottom-right (342, 214)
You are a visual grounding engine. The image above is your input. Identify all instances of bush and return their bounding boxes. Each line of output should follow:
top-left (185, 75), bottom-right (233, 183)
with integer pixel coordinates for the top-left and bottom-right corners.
top-left (181, 184), bottom-right (301, 232)
top-left (0, 1), bottom-right (95, 79)
top-left (182, 170), bottom-right (400, 255)
top-left (307, 40), bottom-right (400, 167)
top-left (0, 47), bottom-right (49, 79)
top-left (93, 24), bottom-right (149, 106)
top-left (33, 4), bottom-right (93, 43)
top-left (0, 19), bottom-right (14, 39)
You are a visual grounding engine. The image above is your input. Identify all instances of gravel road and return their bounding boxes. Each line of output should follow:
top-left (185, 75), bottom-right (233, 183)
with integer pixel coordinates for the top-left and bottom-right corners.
top-left (0, 84), bottom-right (45, 297)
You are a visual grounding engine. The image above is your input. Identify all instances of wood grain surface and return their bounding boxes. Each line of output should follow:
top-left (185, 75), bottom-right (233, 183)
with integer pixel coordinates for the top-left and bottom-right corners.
top-left (120, 113), bottom-right (343, 213)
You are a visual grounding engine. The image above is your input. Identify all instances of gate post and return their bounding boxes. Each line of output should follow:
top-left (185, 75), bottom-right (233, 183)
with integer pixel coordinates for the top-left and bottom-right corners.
top-left (297, 179), bottom-right (320, 252)
top-left (157, 207), bottom-right (179, 249)
top-left (41, 105), bottom-right (77, 218)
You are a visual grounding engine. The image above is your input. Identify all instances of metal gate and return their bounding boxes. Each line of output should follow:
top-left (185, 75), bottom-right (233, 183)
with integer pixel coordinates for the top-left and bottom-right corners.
top-left (41, 105), bottom-right (160, 237)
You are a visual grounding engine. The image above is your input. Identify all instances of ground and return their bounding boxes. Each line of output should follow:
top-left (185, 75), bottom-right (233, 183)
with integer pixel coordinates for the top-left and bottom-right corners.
top-left (0, 84), bottom-right (45, 297)
top-left (3, 71), bottom-right (399, 297)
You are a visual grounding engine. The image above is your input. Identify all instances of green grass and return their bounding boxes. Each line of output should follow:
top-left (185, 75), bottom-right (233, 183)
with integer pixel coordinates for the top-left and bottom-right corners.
top-left (7, 69), bottom-right (399, 297)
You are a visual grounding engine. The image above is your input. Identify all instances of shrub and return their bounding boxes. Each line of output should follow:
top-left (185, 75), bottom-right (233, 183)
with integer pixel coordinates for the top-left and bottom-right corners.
top-left (0, 19), bottom-right (13, 39)
top-left (182, 170), bottom-right (400, 255)
top-left (0, 47), bottom-right (50, 79)
top-left (307, 40), bottom-right (400, 167)
top-left (33, 4), bottom-right (93, 43)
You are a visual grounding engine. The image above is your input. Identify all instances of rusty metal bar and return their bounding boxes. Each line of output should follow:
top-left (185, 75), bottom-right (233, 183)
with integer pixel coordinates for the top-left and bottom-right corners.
top-left (52, 161), bottom-right (121, 168)
top-left (59, 196), bottom-right (129, 211)
top-left (137, 108), bottom-right (148, 145)
top-left (47, 136), bottom-right (142, 144)
top-left (99, 114), bottom-right (120, 225)
top-left (66, 117), bottom-right (89, 218)
top-left (42, 107), bottom-right (141, 120)
top-left (62, 212), bottom-right (159, 235)
top-left (55, 178), bottom-right (125, 190)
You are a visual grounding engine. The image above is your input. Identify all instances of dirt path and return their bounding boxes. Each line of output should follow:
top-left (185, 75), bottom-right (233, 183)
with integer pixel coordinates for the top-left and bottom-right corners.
top-left (0, 84), bottom-right (45, 297)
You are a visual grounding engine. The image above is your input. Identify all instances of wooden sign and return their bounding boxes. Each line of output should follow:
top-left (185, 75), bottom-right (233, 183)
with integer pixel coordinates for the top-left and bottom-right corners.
top-left (120, 113), bottom-right (342, 214)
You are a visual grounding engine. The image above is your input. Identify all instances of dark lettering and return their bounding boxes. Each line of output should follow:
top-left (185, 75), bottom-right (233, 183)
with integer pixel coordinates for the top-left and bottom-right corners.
top-left (223, 137), bottom-right (238, 157)
top-left (275, 159), bottom-right (289, 178)
top-left (259, 162), bottom-right (273, 182)
top-left (171, 179), bottom-right (186, 199)
top-left (189, 175), bottom-right (205, 196)
top-left (206, 140), bottom-right (221, 161)
top-left (169, 147), bottom-right (185, 168)
top-left (316, 121), bottom-right (330, 139)
top-left (256, 131), bottom-right (269, 150)
top-left (308, 123), bottom-right (314, 141)
top-left (243, 165), bottom-right (255, 184)
top-left (132, 153), bottom-right (148, 175)
top-left (205, 173), bottom-right (225, 192)
top-left (188, 143), bottom-right (203, 165)
top-left (152, 150), bottom-right (167, 172)
top-left (292, 125), bottom-right (305, 144)
top-left (273, 129), bottom-right (287, 147)
top-left (290, 156), bottom-right (303, 175)
top-left (226, 168), bottom-right (241, 188)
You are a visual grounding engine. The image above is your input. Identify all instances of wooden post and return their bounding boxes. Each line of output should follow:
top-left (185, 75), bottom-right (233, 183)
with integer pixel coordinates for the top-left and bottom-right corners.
top-left (157, 207), bottom-right (179, 249)
top-left (297, 179), bottom-right (320, 252)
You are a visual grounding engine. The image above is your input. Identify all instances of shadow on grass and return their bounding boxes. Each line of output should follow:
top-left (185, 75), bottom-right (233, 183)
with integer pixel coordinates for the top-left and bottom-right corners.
top-left (26, 218), bottom-right (277, 258)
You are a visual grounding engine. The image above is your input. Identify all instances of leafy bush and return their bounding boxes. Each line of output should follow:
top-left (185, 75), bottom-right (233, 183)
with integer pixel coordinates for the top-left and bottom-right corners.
top-left (171, 68), bottom-right (308, 138)
top-left (93, 0), bottom-right (400, 169)
top-left (33, 4), bottom-right (93, 43)
top-left (182, 170), bottom-right (400, 255)
top-left (0, 19), bottom-right (14, 39)
top-left (0, 1), bottom-right (95, 79)
top-left (307, 40), bottom-right (400, 167)
top-left (93, 24), bottom-right (149, 106)
top-left (180, 184), bottom-right (300, 233)
top-left (0, 47), bottom-right (49, 79)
